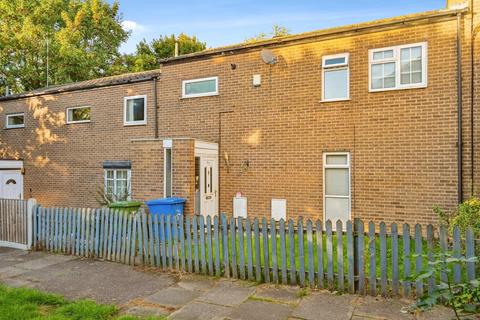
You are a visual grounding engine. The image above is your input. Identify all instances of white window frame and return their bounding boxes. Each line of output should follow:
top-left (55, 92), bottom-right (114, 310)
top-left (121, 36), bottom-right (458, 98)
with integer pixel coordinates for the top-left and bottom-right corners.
top-left (66, 106), bottom-right (91, 124)
top-left (104, 169), bottom-right (132, 201)
top-left (323, 152), bottom-right (351, 224)
top-left (182, 76), bottom-right (219, 99)
top-left (163, 139), bottom-right (173, 198)
top-left (321, 53), bottom-right (350, 102)
top-left (369, 42), bottom-right (428, 92)
top-left (5, 113), bottom-right (25, 129)
top-left (124, 95), bottom-right (147, 126)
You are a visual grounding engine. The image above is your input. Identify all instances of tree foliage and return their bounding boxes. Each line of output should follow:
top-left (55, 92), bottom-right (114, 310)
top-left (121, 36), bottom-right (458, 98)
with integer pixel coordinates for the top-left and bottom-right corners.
top-left (244, 24), bottom-right (291, 43)
top-left (111, 33), bottom-right (207, 74)
top-left (0, 0), bottom-right (128, 94)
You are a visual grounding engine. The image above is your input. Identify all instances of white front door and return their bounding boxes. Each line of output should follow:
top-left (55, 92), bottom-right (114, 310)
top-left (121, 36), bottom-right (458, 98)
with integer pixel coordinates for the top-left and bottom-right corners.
top-left (0, 171), bottom-right (23, 199)
top-left (200, 157), bottom-right (218, 217)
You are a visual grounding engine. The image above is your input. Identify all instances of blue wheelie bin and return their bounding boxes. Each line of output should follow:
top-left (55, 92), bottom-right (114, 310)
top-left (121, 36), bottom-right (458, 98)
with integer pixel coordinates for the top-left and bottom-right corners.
top-left (145, 197), bottom-right (186, 237)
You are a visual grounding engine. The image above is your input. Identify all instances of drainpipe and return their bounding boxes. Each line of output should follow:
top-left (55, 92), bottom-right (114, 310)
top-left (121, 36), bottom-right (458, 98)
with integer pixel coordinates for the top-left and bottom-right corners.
top-left (470, 1), bottom-right (476, 196)
top-left (153, 76), bottom-right (159, 139)
top-left (457, 12), bottom-right (464, 203)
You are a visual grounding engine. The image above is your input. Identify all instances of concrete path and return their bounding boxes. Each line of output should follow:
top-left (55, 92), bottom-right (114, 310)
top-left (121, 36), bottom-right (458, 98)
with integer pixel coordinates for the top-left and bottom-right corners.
top-left (0, 248), bottom-right (457, 320)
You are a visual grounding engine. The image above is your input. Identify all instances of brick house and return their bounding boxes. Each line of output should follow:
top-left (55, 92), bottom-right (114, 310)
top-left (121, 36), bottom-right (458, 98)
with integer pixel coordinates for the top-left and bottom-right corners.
top-left (0, 0), bottom-right (478, 226)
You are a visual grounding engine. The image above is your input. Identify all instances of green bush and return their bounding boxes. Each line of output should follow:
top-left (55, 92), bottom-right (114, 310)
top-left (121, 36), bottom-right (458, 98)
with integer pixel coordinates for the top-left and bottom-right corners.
top-left (434, 197), bottom-right (480, 234)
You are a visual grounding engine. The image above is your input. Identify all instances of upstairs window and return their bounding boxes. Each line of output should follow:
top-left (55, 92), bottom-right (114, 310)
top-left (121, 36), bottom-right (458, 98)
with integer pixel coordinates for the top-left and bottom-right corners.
top-left (124, 95), bottom-right (147, 126)
top-left (182, 77), bottom-right (218, 98)
top-left (66, 106), bottom-right (91, 124)
top-left (5, 113), bottom-right (25, 129)
top-left (369, 42), bottom-right (427, 91)
top-left (322, 53), bottom-right (349, 101)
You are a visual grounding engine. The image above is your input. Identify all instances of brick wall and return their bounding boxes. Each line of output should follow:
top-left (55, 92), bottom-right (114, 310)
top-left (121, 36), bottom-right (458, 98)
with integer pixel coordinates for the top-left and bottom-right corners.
top-left (0, 8), bottom-right (479, 226)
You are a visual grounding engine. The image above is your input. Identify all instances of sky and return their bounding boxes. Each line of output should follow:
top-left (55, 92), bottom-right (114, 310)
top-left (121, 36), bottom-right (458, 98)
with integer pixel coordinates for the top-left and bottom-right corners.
top-left (115, 0), bottom-right (445, 54)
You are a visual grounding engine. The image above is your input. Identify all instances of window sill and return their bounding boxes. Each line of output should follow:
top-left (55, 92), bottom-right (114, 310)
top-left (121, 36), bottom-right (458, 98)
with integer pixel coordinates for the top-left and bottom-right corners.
top-left (124, 122), bottom-right (147, 127)
top-left (181, 93), bottom-right (219, 99)
top-left (320, 98), bottom-right (351, 103)
top-left (66, 121), bottom-right (91, 125)
top-left (369, 84), bottom-right (427, 93)
top-left (4, 126), bottom-right (25, 130)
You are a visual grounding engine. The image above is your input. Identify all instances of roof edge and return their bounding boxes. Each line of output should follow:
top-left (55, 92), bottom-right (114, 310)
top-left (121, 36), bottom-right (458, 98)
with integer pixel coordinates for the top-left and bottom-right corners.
top-left (160, 8), bottom-right (467, 64)
top-left (0, 71), bottom-right (161, 102)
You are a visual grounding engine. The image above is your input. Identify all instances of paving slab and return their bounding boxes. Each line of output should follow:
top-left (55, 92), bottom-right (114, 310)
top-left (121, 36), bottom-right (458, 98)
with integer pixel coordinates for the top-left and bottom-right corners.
top-left (145, 286), bottom-right (201, 309)
top-left (291, 291), bottom-right (355, 320)
top-left (124, 306), bottom-right (170, 317)
top-left (229, 299), bottom-right (293, 320)
top-left (253, 285), bottom-right (301, 305)
top-left (177, 274), bottom-right (218, 292)
top-left (415, 306), bottom-right (457, 320)
top-left (197, 281), bottom-right (256, 307)
top-left (17, 258), bottom-right (176, 305)
top-left (169, 301), bottom-right (233, 320)
top-left (0, 265), bottom-right (32, 279)
top-left (353, 296), bottom-right (414, 320)
top-left (13, 254), bottom-right (77, 271)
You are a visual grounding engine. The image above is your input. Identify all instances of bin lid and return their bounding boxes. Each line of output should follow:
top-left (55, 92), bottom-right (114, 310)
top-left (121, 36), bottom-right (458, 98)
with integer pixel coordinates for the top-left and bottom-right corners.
top-left (145, 197), bottom-right (186, 205)
top-left (109, 201), bottom-right (143, 208)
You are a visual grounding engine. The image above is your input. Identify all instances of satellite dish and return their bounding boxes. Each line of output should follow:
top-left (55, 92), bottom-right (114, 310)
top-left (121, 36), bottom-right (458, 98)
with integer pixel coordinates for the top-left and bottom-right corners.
top-left (260, 49), bottom-right (277, 65)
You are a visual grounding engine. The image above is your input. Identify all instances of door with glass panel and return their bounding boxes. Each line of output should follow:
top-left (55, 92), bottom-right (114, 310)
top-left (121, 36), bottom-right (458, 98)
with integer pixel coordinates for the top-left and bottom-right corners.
top-left (323, 153), bottom-right (351, 226)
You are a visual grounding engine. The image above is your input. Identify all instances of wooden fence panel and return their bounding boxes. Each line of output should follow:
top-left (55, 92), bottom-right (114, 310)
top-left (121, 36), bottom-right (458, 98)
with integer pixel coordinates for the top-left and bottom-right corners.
top-left (29, 205), bottom-right (480, 299)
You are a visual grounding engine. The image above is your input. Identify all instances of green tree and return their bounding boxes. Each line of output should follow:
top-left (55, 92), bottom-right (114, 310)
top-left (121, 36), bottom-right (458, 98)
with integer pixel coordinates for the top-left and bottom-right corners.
top-left (244, 24), bottom-right (291, 43)
top-left (0, 0), bottom-right (128, 94)
top-left (112, 33), bottom-right (207, 73)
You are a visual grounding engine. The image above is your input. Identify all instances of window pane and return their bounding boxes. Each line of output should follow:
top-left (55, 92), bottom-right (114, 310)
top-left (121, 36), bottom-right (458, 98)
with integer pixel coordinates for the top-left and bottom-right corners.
top-left (401, 74), bottom-right (410, 84)
top-left (106, 170), bottom-right (114, 179)
top-left (371, 64), bottom-right (382, 78)
top-left (373, 52), bottom-right (383, 60)
top-left (372, 79), bottom-right (382, 89)
top-left (325, 168), bottom-right (349, 196)
top-left (384, 50), bottom-right (394, 58)
top-left (68, 107), bottom-right (91, 122)
top-left (384, 77), bottom-right (396, 88)
top-left (324, 57), bottom-right (346, 66)
top-left (325, 197), bottom-right (349, 224)
top-left (384, 63), bottom-right (395, 77)
top-left (324, 69), bottom-right (348, 100)
top-left (411, 60), bottom-right (422, 72)
top-left (411, 72), bottom-right (422, 83)
top-left (401, 48), bottom-right (410, 61)
top-left (411, 46), bottom-right (422, 60)
top-left (185, 79), bottom-right (216, 96)
top-left (116, 170), bottom-right (128, 180)
top-left (7, 115), bottom-right (24, 126)
top-left (326, 154), bottom-right (347, 165)
top-left (126, 98), bottom-right (145, 122)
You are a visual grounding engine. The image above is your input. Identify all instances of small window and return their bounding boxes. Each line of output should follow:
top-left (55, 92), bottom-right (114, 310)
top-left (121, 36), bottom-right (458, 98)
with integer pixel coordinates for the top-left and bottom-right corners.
top-left (369, 42), bottom-right (427, 91)
top-left (5, 113), bottom-right (25, 129)
top-left (323, 152), bottom-right (351, 226)
top-left (66, 106), bottom-right (91, 124)
top-left (322, 53), bottom-right (349, 101)
top-left (124, 95), bottom-right (147, 126)
top-left (104, 169), bottom-right (131, 201)
top-left (182, 77), bottom-right (218, 98)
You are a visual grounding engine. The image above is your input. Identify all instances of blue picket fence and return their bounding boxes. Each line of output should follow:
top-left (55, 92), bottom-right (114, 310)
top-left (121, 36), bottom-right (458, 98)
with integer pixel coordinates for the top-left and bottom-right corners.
top-left (33, 206), bottom-right (478, 298)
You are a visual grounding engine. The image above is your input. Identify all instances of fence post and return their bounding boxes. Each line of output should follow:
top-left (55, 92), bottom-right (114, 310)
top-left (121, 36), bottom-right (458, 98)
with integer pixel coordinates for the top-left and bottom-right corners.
top-left (26, 198), bottom-right (37, 250)
top-left (353, 218), bottom-right (359, 293)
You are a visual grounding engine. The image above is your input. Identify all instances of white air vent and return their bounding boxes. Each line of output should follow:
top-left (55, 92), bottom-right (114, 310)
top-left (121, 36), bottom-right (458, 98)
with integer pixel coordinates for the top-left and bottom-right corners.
top-left (271, 199), bottom-right (286, 221)
top-left (233, 197), bottom-right (247, 218)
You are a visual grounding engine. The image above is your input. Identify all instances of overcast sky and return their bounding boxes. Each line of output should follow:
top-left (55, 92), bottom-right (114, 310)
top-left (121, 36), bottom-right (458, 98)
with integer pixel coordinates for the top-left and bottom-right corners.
top-left (115, 0), bottom-right (445, 54)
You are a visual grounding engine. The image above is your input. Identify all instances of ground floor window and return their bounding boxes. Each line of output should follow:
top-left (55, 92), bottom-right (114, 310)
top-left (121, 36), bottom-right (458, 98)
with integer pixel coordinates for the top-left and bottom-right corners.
top-left (323, 152), bottom-right (351, 225)
top-left (104, 169), bottom-right (131, 201)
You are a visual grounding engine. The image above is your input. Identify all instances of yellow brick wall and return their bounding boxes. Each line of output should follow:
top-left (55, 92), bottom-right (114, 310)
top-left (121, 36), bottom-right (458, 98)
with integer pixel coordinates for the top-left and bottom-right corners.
top-left (0, 11), bottom-right (478, 226)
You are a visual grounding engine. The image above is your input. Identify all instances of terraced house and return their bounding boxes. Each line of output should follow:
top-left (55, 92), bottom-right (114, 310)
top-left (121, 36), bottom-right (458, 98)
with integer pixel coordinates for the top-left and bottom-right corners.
top-left (0, 0), bottom-right (478, 226)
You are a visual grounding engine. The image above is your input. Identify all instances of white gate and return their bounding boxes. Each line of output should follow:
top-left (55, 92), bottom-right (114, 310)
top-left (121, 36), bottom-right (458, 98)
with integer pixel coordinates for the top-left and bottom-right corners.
top-left (0, 198), bottom-right (36, 250)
